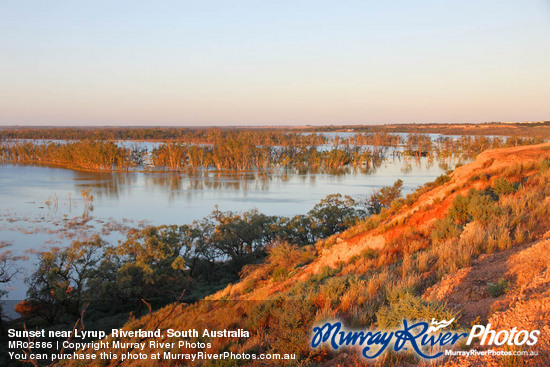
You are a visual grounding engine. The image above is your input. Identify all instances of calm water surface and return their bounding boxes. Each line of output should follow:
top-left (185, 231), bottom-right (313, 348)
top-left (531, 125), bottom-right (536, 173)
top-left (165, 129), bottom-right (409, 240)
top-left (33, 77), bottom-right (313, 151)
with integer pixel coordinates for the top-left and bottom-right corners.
top-left (0, 156), bottom-right (454, 301)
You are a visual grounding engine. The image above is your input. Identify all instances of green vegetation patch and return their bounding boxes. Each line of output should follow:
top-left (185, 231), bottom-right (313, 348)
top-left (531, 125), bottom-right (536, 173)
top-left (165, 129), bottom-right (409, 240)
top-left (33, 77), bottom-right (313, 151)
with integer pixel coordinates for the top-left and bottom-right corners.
top-left (376, 291), bottom-right (458, 329)
top-left (487, 278), bottom-right (509, 298)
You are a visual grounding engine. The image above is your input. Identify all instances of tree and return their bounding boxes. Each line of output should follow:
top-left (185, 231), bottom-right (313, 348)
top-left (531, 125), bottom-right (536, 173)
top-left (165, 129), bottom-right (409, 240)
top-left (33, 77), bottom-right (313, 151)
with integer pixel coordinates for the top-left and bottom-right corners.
top-left (0, 242), bottom-right (25, 332)
top-left (203, 208), bottom-right (281, 269)
top-left (21, 236), bottom-right (105, 324)
top-left (280, 215), bottom-right (315, 247)
top-left (114, 225), bottom-right (189, 306)
top-left (308, 194), bottom-right (361, 238)
top-left (364, 179), bottom-right (404, 215)
top-left (0, 243), bottom-right (22, 300)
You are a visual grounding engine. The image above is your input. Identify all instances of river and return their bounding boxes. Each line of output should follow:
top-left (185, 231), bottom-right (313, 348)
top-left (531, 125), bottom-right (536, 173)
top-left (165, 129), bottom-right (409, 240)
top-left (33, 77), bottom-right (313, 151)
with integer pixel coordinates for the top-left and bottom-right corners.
top-left (0, 152), bottom-right (456, 303)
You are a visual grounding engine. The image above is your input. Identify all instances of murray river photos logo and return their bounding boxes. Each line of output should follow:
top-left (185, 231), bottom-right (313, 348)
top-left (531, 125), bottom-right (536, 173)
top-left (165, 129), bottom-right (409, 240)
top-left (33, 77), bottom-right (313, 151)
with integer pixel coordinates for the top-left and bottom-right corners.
top-left (310, 318), bottom-right (540, 360)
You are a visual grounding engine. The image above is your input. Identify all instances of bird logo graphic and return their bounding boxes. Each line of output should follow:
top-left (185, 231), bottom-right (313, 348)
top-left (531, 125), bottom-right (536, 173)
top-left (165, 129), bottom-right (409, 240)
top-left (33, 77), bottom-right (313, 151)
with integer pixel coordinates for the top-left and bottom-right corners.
top-left (426, 318), bottom-right (455, 333)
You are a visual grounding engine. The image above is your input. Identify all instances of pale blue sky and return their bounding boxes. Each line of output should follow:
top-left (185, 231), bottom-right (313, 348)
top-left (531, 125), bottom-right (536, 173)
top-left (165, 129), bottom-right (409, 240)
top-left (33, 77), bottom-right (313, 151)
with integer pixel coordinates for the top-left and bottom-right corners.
top-left (1, 1), bottom-right (549, 126)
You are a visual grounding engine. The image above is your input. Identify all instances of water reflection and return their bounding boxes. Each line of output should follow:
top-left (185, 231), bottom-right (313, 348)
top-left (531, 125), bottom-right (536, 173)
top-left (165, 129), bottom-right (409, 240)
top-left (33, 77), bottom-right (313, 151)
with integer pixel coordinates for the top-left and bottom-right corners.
top-left (0, 154), bottom-right (463, 234)
top-left (71, 170), bottom-right (138, 199)
top-left (73, 166), bottom-right (391, 203)
top-left (21, 155), bottom-right (456, 205)
top-left (0, 154), bottom-right (465, 300)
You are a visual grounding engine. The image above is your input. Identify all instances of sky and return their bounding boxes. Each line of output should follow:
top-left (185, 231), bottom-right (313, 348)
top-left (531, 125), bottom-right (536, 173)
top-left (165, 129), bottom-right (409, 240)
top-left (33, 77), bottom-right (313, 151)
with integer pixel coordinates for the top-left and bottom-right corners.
top-left (1, 0), bottom-right (549, 126)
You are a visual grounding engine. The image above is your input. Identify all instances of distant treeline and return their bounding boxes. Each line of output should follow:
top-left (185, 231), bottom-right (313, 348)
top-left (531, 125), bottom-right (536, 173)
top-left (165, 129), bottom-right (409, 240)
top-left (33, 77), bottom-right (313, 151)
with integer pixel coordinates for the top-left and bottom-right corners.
top-left (309, 121), bottom-right (550, 139)
top-left (433, 135), bottom-right (544, 160)
top-left (2, 123), bottom-right (550, 140)
top-left (0, 127), bottom-right (327, 145)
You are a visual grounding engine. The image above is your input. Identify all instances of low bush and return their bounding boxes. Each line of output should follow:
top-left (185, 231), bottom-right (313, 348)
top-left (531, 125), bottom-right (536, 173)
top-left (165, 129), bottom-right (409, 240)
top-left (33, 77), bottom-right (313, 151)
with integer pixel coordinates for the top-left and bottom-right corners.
top-left (435, 173), bottom-right (451, 186)
top-left (272, 267), bottom-right (288, 281)
top-left (492, 177), bottom-right (518, 196)
top-left (376, 291), bottom-right (458, 329)
top-left (447, 189), bottom-right (499, 225)
top-left (431, 217), bottom-right (462, 242)
top-left (488, 278), bottom-right (509, 298)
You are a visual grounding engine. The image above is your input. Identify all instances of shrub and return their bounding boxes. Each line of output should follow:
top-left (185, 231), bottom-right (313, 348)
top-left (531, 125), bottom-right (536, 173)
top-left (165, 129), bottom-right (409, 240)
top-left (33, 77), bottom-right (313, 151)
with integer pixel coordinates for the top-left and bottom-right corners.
top-left (365, 269), bottom-right (394, 298)
top-left (390, 198), bottom-right (405, 212)
top-left (267, 242), bottom-right (305, 269)
top-left (458, 222), bottom-right (486, 255)
top-left (448, 189), bottom-right (499, 225)
top-left (448, 194), bottom-right (471, 224)
top-left (488, 278), bottom-right (509, 297)
top-left (319, 276), bottom-right (349, 307)
top-left (361, 248), bottom-right (379, 259)
top-left (347, 302), bottom-right (379, 327)
top-left (268, 300), bottom-right (316, 357)
top-left (431, 217), bottom-right (462, 242)
top-left (435, 174), bottom-right (450, 186)
top-left (468, 193), bottom-right (499, 224)
top-left (362, 217), bottom-right (380, 231)
top-left (241, 279), bottom-right (255, 294)
top-left (389, 272), bottom-right (422, 298)
top-left (312, 266), bottom-right (340, 283)
top-left (272, 267), bottom-right (288, 281)
top-left (405, 191), bottom-right (420, 206)
top-left (376, 291), bottom-right (458, 328)
top-left (492, 177), bottom-right (518, 196)
top-left (513, 225), bottom-right (528, 245)
top-left (433, 238), bottom-right (474, 278)
top-left (414, 251), bottom-right (437, 274)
